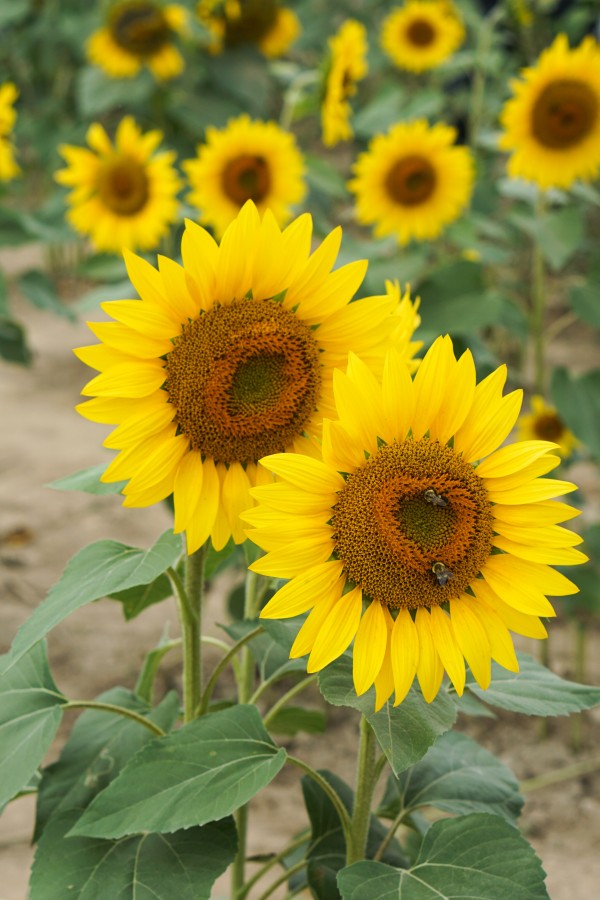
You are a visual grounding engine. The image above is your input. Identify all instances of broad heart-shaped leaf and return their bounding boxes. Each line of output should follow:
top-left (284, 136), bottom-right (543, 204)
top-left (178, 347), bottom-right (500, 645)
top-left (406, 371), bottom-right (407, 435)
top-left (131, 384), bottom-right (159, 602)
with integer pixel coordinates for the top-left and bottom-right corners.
top-left (318, 656), bottom-right (457, 775)
top-left (3, 531), bottom-right (182, 673)
top-left (268, 706), bottom-right (326, 736)
top-left (337, 814), bottom-right (549, 900)
top-left (466, 651), bottom-right (600, 716)
top-left (70, 705), bottom-right (286, 839)
top-left (0, 642), bottom-right (65, 807)
top-left (551, 366), bottom-right (600, 460)
top-left (35, 688), bottom-right (180, 840)
top-left (30, 809), bottom-right (237, 900)
top-left (377, 732), bottom-right (522, 827)
top-left (47, 463), bottom-right (126, 495)
top-left (302, 770), bottom-right (409, 900)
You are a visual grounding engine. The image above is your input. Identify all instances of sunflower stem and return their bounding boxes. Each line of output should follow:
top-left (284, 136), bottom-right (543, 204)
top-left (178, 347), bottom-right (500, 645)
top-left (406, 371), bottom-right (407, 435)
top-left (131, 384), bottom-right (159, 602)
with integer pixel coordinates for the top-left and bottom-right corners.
top-left (531, 192), bottom-right (547, 396)
top-left (231, 561), bottom-right (263, 898)
top-left (262, 675), bottom-right (318, 729)
top-left (198, 625), bottom-right (264, 716)
top-left (346, 715), bottom-right (378, 865)
top-left (171, 543), bottom-right (207, 724)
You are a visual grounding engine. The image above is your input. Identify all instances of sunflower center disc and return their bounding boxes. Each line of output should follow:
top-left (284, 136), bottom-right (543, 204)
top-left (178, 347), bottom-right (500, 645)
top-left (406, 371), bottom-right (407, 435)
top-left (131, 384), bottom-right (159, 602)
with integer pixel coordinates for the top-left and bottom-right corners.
top-left (222, 155), bottom-right (271, 205)
top-left (97, 157), bottom-right (149, 215)
top-left (110, 1), bottom-right (170, 55)
top-left (332, 440), bottom-right (494, 609)
top-left (406, 18), bottom-right (436, 47)
top-left (224, 0), bottom-right (278, 46)
top-left (385, 155), bottom-right (437, 206)
top-left (532, 79), bottom-right (598, 149)
top-left (164, 299), bottom-right (322, 465)
top-left (533, 412), bottom-right (565, 442)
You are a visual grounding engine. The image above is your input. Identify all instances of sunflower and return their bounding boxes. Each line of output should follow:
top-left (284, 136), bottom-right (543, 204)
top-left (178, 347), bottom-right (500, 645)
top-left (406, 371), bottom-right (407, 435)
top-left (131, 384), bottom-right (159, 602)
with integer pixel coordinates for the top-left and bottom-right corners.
top-left (55, 116), bottom-right (181, 254)
top-left (183, 115), bottom-right (306, 239)
top-left (74, 202), bottom-right (419, 554)
top-left (87, 1), bottom-right (187, 80)
top-left (197, 0), bottom-right (300, 58)
top-left (321, 20), bottom-right (368, 147)
top-left (499, 34), bottom-right (600, 190)
top-left (517, 395), bottom-right (579, 459)
top-left (246, 338), bottom-right (586, 710)
top-left (381, 1), bottom-right (465, 73)
top-left (0, 82), bottom-right (19, 182)
top-left (348, 119), bottom-right (474, 245)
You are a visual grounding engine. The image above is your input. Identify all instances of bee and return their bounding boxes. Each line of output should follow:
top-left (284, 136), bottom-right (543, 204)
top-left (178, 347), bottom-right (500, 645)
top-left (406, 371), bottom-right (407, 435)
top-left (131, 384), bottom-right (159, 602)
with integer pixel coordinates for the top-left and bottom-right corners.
top-left (424, 488), bottom-right (448, 508)
top-left (432, 561), bottom-right (453, 586)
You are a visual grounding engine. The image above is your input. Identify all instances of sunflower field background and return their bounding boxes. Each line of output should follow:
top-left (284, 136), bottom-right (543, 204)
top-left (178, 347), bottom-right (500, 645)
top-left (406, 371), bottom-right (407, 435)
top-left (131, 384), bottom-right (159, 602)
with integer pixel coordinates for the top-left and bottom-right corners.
top-left (1, 1), bottom-right (600, 898)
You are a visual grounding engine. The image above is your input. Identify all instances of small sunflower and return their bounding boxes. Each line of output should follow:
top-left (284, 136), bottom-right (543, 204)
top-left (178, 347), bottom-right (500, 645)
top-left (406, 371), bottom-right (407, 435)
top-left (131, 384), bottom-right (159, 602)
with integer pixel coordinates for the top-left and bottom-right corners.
top-left (55, 116), bottom-right (181, 254)
top-left (499, 34), bottom-right (600, 190)
top-left (87, 1), bottom-right (187, 80)
top-left (381, 0), bottom-right (465, 73)
top-left (0, 83), bottom-right (19, 182)
top-left (197, 0), bottom-right (300, 58)
top-left (247, 338), bottom-right (586, 710)
top-left (348, 119), bottom-right (474, 245)
top-left (183, 114), bottom-right (306, 239)
top-left (518, 395), bottom-right (579, 459)
top-left (74, 202), bottom-right (419, 553)
top-left (321, 20), bottom-right (368, 148)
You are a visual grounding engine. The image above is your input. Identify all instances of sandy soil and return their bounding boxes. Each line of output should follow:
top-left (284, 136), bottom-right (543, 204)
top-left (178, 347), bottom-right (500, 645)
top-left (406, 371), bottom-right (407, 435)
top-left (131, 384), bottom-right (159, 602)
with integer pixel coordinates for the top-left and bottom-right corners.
top-left (1, 248), bottom-right (599, 899)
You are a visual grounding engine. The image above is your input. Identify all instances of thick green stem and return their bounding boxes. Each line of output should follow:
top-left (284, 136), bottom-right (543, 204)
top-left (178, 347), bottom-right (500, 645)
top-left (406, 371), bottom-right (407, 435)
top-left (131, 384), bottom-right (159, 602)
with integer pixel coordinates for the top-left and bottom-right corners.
top-left (169, 544), bottom-right (207, 724)
top-left (62, 700), bottom-right (166, 737)
top-left (346, 716), bottom-right (378, 865)
top-left (531, 194), bottom-right (547, 396)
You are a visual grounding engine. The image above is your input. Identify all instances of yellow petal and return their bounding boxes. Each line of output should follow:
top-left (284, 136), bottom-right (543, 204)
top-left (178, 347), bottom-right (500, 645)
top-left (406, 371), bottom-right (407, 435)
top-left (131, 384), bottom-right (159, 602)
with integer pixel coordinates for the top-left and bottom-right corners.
top-left (81, 361), bottom-right (165, 398)
top-left (87, 321), bottom-right (172, 358)
top-left (157, 255), bottom-right (199, 321)
top-left (76, 396), bottom-right (140, 424)
top-left (429, 606), bottom-right (465, 696)
top-left (222, 462), bottom-right (253, 544)
top-left (185, 456), bottom-right (220, 553)
top-left (482, 557), bottom-right (557, 617)
top-left (453, 365), bottom-right (507, 460)
top-left (474, 582), bottom-right (548, 639)
top-left (429, 349), bottom-right (476, 445)
top-left (492, 500), bottom-right (580, 526)
top-left (249, 537), bottom-right (334, 578)
top-left (259, 453), bottom-right (345, 493)
top-left (211, 464), bottom-right (232, 551)
top-left (173, 451), bottom-right (204, 534)
top-left (74, 343), bottom-right (136, 372)
top-left (458, 390), bottom-right (523, 464)
top-left (476, 440), bottom-right (559, 478)
top-left (469, 597), bottom-right (519, 673)
top-left (322, 418), bottom-right (362, 473)
top-left (493, 520), bottom-right (583, 547)
top-left (381, 349), bottom-right (414, 444)
top-left (290, 586), bottom-right (345, 658)
top-left (391, 608), bottom-right (418, 706)
top-left (250, 482), bottom-right (336, 516)
top-left (352, 600), bottom-right (388, 695)
top-left (450, 598), bottom-right (491, 690)
top-left (486, 477), bottom-right (577, 505)
top-left (122, 433), bottom-right (189, 493)
top-left (482, 455), bottom-right (560, 492)
top-left (100, 299), bottom-right (181, 341)
top-left (492, 535), bottom-right (588, 566)
top-left (307, 586), bottom-right (363, 673)
top-left (260, 560), bottom-right (345, 619)
top-left (103, 395), bottom-right (174, 449)
top-left (181, 219), bottom-right (218, 310)
top-left (374, 606), bottom-right (395, 711)
top-left (411, 336), bottom-right (453, 441)
top-left (415, 608), bottom-right (444, 702)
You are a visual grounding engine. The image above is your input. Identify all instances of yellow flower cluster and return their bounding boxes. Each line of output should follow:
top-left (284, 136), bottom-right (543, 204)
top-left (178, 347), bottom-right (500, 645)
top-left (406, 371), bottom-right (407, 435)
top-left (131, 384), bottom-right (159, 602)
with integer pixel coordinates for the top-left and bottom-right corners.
top-left (0, 82), bottom-right (20, 182)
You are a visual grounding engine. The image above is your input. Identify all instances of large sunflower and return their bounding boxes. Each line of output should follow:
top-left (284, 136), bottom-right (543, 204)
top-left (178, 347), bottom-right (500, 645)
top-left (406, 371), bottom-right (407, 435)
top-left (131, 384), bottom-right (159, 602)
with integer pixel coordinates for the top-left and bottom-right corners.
top-left (183, 115), bottom-right (306, 239)
top-left (499, 34), bottom-right (600, 190)
top-left (517, 395), bottom-right (579, 459)
top-left (197, 0), bottom-right (299, 58)
top-left (75, 202), bottom-right (420, 553)
top-left (87, 1), bottom-right (187, 80)
top-left (246, 338), bottom-right (586, 709)
top-left (381, 1), bottom-right (465, 73)
top-left (321, 19), bottom-right (368, 147)
top-left (348, 119), bottom-right (474, 245)
top-left (55, 116), bottom-right (181, 254)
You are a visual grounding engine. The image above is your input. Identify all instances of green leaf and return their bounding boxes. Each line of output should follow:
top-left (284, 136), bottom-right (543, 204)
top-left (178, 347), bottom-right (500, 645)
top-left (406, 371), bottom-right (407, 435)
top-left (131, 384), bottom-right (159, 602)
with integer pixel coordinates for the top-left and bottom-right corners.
top-left (337, 814), bottom-right (548, 899)
top-left (537, 207), bottom-right (584, 272)
top-left (0, 316), bottom-right (32, 365)
top-left (76, 66), bottom-right (154, 116)
top-left (0, 0), bottom-right (29, 27)
top-left (35, 688), bottom-right (179, 839)
top-left (47, 463), bottom-right (127, 495)
top-left (3, 531), bottom-right (182, 672)
top-left (268, 706), bottom-right (326, 736)
top-left (30, 810), bottom-right (238, 900)
top-left (354, 84), bottom-right (407, 138)
top-left (223, 617), bottom-right (307, 681)
top-left (206, 49), bottom-right (272, 114)
top-left (318, 656), bottom-right (457, 775)
top-left (415, 261), bottom-right (509, 336)
top-left (551, 366), bottom-right (600, 459)
top-left (306, 155), bottom-right (348, 200)
top-left (109, 573), bottom-right (173, 621)
top-left (70, 705), bottom-right (286, 838)
top-left (75, 254), bottom-right (129, 283)
top-left (568, 282), bottom-right (600, 329)
top-left (303, 770), bottom-right (408, 900)
top-left (74, 278), bottom-right (134, 313)
top-left (378, 732), bottom-right (522, 826)
top-left (467, 652), bottom-right (600, 715)
top-left (17, 269), bottom-right (75, 320)
top-left (0, 642), bottom-right (65, 808)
